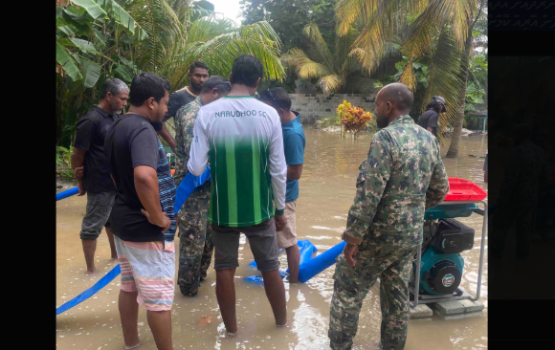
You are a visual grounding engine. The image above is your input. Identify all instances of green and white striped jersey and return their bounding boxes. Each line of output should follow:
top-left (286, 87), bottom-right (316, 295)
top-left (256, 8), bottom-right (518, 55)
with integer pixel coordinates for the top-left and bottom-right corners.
top-left (188, 95), bottom-right (287, 227)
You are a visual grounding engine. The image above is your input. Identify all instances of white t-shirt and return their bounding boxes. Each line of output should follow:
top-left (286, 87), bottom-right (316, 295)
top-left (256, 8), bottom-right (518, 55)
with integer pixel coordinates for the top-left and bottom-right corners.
top-left (188, 95), bottom-right (287, 227)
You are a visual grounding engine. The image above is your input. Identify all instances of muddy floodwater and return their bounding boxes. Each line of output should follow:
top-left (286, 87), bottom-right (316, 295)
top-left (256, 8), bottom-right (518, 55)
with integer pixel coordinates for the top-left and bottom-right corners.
top-left (56, 130), bottom-right (488, 350)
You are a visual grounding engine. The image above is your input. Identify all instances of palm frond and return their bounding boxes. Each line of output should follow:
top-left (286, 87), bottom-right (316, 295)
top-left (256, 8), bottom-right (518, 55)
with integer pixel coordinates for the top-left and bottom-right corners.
top-left (302, 23), bottom-right (335, 71)
top-left (318, 74), bottom-right (344, 93)
top-left (399, 59), bottom-right (417, 90)
top-left (184, 21), bottom-right (285, 85)
top-left (335, 0), bottom-right (375, 36)
top-left (420, 27), bottom-right (465, 145)
top-left (282, 48), bottom-right (333, 80)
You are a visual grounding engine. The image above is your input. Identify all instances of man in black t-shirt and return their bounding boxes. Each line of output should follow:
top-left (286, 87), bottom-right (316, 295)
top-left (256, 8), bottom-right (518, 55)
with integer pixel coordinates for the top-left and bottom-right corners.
top-left (158, 61), bottom-right (209, 152)
top-left (417, 96), bottom-right (446, 137)
top-left (71, 78), bottom-right (129, 274)
top-left (105, 72), bottom-right (176, 350)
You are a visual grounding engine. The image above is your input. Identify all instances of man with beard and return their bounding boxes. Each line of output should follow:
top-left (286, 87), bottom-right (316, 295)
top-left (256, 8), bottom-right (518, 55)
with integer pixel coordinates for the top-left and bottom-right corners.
top-left (71, 78), bottom-right (129, 274)
top-left (158, 62), bottom-right (209, 152)
top-left (105, 72), bottom-right (176, 350)
top-left (328, 83), bottom-right (450, 350)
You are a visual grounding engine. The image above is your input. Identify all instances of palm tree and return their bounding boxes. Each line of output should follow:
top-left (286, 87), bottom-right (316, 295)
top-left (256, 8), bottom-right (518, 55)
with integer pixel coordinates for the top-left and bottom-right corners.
top-left (335, 0), bottom-right (482, 151)
top-left (281, 23), bottom-right (374, 93)
top-left (56, 0), bottom-right (286, 147)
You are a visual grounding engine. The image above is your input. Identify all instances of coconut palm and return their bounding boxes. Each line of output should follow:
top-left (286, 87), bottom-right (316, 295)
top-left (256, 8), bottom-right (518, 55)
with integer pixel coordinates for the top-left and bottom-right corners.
top-left (56, 0), bottom-right (286, 148)
top-left (335, 0), bottom-right (485, 153)
top-left (281, 23), bottom-right (374, 93)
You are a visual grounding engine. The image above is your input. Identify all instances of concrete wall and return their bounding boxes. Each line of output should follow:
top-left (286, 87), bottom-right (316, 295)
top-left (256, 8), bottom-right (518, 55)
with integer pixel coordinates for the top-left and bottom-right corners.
top-left (290, 93), bottom-right (378, 125)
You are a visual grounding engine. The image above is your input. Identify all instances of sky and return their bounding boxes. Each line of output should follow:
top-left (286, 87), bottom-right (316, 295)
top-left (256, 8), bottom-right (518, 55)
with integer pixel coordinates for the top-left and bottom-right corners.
top-left (208, 0), bottom-right (245, 24)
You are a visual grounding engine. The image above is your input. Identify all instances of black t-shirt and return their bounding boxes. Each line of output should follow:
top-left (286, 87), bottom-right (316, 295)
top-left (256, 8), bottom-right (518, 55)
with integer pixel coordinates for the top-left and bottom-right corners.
top-left (162, 88), bottom-right (196, 122)
top-left (73, 105), bottom-right (117, 193)
top-left (104, 113), bottom-right (164, 242)
top-left (417, 110), bottom-right (439, 137)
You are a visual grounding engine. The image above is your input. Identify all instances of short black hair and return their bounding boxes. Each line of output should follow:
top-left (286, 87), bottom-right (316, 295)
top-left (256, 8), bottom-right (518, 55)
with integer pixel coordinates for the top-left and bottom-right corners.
top-left (101, 78), bottom-right (129, 99)
top-left (200, 76), bottom-right (231, 94)
top-left (230, 55), bottom-right (264, 87)
top-left (189, 61), bottom-right (209, 74)
top-left (259, 87), bottom-right (291, 110)
top-left (129, 72), bottom-right (171, 107)
top-left (381, 83), bottom-right (414, 112)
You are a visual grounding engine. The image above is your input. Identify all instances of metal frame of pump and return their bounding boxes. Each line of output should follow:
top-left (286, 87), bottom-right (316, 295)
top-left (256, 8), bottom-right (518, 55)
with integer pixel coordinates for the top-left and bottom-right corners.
top-left (410, 200), bottom-right (488, 308)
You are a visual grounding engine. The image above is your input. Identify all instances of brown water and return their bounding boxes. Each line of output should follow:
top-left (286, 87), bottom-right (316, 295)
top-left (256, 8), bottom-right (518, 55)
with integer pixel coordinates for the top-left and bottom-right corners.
top-left (56, 130), bottom-right (488, 350)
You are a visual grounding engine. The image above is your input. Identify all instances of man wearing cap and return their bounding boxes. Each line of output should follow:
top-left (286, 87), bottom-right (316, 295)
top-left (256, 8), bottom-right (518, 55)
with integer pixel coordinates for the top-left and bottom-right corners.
top-left (417, 96), bottom-right (446, 137)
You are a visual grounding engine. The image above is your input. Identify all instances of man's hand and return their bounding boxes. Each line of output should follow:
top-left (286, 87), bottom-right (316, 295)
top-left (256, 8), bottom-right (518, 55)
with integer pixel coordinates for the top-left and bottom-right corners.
top-left (275, 214), bottom-right (287, 231)
top-left (344, 243), bottom-right (359, 267)
top-left (169, 140), bottom-right (176, 153)
top-left (74, 166), bottom-right (84, 178)
top-left (77, 182), bottom-right (86, 196)
top-left (141, 209), bottom-right (171, 233)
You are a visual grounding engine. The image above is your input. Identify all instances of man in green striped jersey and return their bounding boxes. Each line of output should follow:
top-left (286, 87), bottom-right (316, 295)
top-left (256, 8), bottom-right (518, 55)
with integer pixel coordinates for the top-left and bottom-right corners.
top-left (188, 55), bottom-right (288, 335)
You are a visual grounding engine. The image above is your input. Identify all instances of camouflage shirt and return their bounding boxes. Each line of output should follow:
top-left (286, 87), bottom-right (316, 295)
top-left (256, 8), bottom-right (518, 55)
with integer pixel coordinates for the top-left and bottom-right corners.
top-left (174, 96), bottom-right (204, 185)
top-left (342, 114), bottom-right (449, 247)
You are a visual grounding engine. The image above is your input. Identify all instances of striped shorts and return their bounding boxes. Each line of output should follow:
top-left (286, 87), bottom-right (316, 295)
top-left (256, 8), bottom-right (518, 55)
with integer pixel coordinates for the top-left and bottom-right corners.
top-left (114, 235), bottom-right (175, 311)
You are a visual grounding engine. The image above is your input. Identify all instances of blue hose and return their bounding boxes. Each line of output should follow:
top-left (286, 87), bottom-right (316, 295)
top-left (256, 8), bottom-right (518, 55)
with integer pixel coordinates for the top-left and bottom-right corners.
top-left (298, 241), bottom-right (346, 283)
top-left (56, 187), bottom-right (79, 201)
top-left (56, 264), bottom-right (121, 315)
top-left (174, 166), bottom-right (211, 215)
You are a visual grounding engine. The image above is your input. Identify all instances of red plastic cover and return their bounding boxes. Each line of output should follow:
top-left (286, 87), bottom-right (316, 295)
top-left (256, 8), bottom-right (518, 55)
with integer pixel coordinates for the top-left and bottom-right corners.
top-left (444, 178), bottom-right (487, 201)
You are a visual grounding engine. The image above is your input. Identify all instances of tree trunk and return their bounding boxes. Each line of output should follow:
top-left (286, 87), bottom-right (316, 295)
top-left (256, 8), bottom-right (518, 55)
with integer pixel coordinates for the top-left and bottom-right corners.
top-left (446, 0), bottom-right (485, 158)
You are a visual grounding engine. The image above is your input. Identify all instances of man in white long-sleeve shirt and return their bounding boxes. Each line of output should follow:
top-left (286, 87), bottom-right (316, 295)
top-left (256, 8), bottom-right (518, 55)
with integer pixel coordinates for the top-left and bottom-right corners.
top-left (188, 55), bottom-right (288, 335)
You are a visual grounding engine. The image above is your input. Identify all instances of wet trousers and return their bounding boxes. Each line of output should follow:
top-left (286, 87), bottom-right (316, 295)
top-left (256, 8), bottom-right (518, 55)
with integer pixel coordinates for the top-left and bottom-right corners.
top-left (328, 242), bottom-right (417, 350)
top-left (177, 182), bottom-right (214, 296)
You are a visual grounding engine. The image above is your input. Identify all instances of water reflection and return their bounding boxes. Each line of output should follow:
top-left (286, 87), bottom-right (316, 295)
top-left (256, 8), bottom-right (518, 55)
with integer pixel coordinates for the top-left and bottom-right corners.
top-left (56, 131), bottom-right (487, 349)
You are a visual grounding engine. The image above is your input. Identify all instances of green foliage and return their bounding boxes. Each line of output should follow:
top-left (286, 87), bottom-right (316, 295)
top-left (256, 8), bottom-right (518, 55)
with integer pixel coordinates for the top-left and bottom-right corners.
top-left (56, 146), bottom-right (73, 168)
top-left (240, 0), bottom-right (336, 53)
top-left (56, 0), bottom-right (286, 148)
top-left (393, 57), bottom-right (430, 89)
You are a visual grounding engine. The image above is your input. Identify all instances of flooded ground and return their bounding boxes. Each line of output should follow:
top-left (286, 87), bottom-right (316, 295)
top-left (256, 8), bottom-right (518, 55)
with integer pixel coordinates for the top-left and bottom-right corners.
top-left (56, 130), bottom-right (488, 350)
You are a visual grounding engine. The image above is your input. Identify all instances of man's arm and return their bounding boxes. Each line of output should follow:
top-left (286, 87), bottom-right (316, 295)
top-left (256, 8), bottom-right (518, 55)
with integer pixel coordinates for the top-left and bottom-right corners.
top-left (187, 109), bottom-right (210, 176)
top-left (72, 116), bottom-right (95, 196)
top-left (134, 165), bottom-right (170, 232)
top-left (284, 133), bottom-right (304, 181)
top-left (342, 132), bottom-right (393, 246)
top-left (71, 147), bottom-right (87, 196)
top-left (426, 112), bottom-right (438, 134)
top-left (425, 155), bottom-right (450, 210)
top-left (287, 164), bottom-right (303, 180)
top-left (269, 118), bottom-right (287, 216)
top-left (159, 122), bottom-right (176, 153)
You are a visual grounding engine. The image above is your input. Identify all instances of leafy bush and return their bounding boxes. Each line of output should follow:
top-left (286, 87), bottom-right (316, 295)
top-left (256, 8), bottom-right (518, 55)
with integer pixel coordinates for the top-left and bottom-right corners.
top-left (56, 146), bottom-right (75, 181)
top-left (337, 101), bottom-right (373, 139)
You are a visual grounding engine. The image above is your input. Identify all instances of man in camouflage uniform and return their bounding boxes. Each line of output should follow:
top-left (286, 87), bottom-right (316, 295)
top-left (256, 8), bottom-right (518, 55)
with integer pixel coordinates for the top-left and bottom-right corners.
top-left (328, 83), bottom-right (450, 350)
top-left (174, 76), bottom-right (232, 296)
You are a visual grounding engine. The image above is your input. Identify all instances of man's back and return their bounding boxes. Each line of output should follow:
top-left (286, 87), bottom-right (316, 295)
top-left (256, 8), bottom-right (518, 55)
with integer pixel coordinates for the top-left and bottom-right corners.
top-left (417, 109), bottom-right (439, 137)
top-left (188, 96), bottom-right (286, 227)
top-left (74, 105), bottom-right (116, 192)
top-left (363, 115), bottom-right (447, 247)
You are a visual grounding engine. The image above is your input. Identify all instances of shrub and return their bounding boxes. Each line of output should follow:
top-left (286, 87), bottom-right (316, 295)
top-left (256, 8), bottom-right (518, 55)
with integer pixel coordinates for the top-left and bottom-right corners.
top-left (337, 101), bottom-right (373, 139)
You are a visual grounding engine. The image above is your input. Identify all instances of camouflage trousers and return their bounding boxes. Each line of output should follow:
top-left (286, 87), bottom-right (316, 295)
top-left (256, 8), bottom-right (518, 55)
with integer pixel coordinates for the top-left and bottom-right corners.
top-left (176, 181), bottom-right (214, 296)
top-left (329, 242), bottom-right (417, 350)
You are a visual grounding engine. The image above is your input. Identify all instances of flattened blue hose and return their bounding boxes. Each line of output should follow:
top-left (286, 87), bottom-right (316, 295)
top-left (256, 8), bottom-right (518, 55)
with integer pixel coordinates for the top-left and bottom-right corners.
top-left (174, 166), bottom-right (211, 215)
top-left (297, 241), bottom-right (346, 283)
top-left (56, 187), bottom-right (79, 201)
top-left (56, 264), bottom-right (121, 315)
